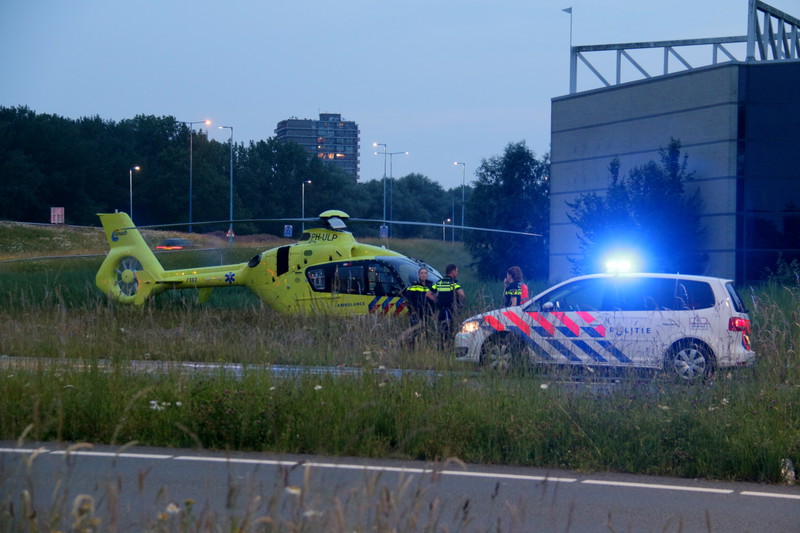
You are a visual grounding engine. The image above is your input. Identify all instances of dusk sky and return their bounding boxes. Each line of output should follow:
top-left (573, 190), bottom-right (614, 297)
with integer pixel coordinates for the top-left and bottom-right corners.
top-left (2, 0), bottom-right (796, 192)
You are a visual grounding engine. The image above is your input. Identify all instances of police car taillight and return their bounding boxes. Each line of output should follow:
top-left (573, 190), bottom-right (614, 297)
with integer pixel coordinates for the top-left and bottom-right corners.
top-left (729, 317), bottom-right (750, 332)
top-left (729, 317), bottom-right (751, 351)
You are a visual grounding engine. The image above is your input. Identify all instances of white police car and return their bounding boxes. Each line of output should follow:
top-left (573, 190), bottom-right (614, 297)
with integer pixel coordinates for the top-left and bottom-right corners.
top-left (455, 273), bottom-right (755, 381)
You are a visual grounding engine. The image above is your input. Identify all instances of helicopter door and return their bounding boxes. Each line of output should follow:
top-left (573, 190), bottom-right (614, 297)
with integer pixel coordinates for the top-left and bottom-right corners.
top-left (368, 262), bottom-right (403, 296)
top-left (302, 261), bottom-right (405, 314)
top-left (333, 264), bottom-right (366, 295)
top-left (276, 246), bottom-right (290, 276)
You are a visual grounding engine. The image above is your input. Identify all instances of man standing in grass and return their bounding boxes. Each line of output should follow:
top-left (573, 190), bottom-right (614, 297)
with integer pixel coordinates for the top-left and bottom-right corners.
top-left (428, 263), bottom-right (465, 348)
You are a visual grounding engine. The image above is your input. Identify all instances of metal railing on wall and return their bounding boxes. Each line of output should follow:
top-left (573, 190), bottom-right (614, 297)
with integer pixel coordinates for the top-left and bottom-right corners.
top-left (569, 1), bottom-right (800, 94)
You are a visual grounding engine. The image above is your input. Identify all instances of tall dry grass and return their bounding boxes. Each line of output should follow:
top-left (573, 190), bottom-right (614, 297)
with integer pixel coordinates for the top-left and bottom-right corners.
top-left (2, 248), bottom-right (800, 484)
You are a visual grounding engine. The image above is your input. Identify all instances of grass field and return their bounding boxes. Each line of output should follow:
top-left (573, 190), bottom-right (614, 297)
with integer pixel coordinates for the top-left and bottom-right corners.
top-left (2, 219), bottom-right (800, 486)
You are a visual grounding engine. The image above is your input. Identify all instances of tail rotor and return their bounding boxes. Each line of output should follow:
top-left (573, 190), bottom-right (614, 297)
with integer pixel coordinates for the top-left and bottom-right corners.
top-left (113, 255), bottom-right (144, 298)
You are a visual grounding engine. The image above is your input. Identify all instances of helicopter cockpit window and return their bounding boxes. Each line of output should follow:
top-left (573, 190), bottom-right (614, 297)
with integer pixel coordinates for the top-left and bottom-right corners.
top-left (380, 257), bottom-right (442, 286)
top-left (368, 262), bottom-right (403, 296)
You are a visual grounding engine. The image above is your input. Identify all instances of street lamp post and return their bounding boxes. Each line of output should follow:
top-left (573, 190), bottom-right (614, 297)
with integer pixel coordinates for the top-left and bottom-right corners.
top-left (454, 161), bottom-right (466, 239)
top-left (442, 218), bottom-right (451, 242)
top-left (452, 195), bottom-right (456, 242)
top-left (129, 165), bottom-right (140, 222)
top-left (183, 119), bottom-right (211, 232)
top-left (219, 126), bottom-right (234, 248)
top-left (301, 180), bottom-right (312, 231)
top-left (372, 142), bottom-right (387, 222)
top-left (385, 151), bottom-right (408, 235)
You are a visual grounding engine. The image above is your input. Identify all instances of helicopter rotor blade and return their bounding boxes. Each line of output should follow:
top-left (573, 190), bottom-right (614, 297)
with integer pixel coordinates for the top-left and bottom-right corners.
top-left (348, 218), bottom-right (542, 237)
top-left (119, 216), bottom-right (541, 237)
top-left (119, 218), bottom-right (316, 231)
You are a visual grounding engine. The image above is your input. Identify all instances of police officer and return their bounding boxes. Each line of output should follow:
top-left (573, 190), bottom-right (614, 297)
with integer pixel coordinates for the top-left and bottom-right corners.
top-left (503, 266), bottom-right (524, 307)
top-left (428, 263), bottom-right (465, 347)
top-left (404, 266), bottom-right (434, 328)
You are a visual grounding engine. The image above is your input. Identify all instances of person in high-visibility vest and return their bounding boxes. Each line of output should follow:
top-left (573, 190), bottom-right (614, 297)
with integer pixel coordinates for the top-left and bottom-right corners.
top-left (503, 266), bottom-right (524, 307)
top-left (427, 263), bottom-right (465, 348)
top-left (403, 267), bottom-right (434, 328)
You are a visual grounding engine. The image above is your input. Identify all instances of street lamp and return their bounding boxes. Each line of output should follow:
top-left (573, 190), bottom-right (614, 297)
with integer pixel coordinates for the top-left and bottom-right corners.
top-left (376, 150), bottom-right (408, 236)
top-left (454, 161), bottom-right (466, 239)
top-left (129, 165), bottom-right (140, 222)
top-left (183, 119), bottom-right (211, 232)
top-left (442, 218), bottom-right (451, 242)
top-left (219, 126), bottom-right (234, 248)
top-left (372, 142), bottom-right (387, 222)
top-left (301, 180), bottom-right (312, 231)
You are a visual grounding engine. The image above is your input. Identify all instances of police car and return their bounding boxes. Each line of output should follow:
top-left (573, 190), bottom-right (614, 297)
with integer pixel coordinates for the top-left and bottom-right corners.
top-left (455, 273), bottom-right (755, 381)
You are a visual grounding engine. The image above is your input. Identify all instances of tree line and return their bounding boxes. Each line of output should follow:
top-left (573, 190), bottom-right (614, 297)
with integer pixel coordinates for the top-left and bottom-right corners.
top-left (0, 106), bottom-right (552, 278)
top-left (0, 105), bottom-right (706, 280)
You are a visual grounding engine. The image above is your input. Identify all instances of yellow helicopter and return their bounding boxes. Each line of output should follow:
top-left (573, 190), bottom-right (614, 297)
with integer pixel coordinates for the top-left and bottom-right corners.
top-left (96, 210), bottom-right (443, 315)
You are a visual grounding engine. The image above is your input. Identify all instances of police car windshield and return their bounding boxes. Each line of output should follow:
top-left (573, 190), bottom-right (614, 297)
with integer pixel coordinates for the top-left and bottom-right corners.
top-left (380, 256), bottom-right (442, 286)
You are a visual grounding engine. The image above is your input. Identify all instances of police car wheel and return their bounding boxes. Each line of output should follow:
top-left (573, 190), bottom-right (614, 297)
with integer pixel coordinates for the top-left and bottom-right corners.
top-left (666, 340), bottom-right (715, 382)
top-left (481, 334), bottom-right (527, 374)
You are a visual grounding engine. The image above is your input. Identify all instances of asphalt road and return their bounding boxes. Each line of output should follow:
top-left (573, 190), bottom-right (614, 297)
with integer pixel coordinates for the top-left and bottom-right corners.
top-left (2, 442), bottom-right (799, 532)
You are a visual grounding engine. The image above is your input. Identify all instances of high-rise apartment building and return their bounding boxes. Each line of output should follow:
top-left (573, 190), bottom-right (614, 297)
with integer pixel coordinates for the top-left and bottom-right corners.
top-left (275, 113), bottom-right (360, 179)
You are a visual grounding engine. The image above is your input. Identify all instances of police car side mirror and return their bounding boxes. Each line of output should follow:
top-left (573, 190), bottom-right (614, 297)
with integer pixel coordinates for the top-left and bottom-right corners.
top-left (542, 301), bottom-right (555, 312)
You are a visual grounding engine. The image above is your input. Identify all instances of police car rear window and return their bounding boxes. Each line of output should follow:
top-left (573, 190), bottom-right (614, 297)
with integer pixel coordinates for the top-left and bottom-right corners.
top-left (608, 278), bottom-right (715, 311)
top-left (725, 282), bottom-right (747, 313)
top-left (536, 277), bottom-right (716, 312)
